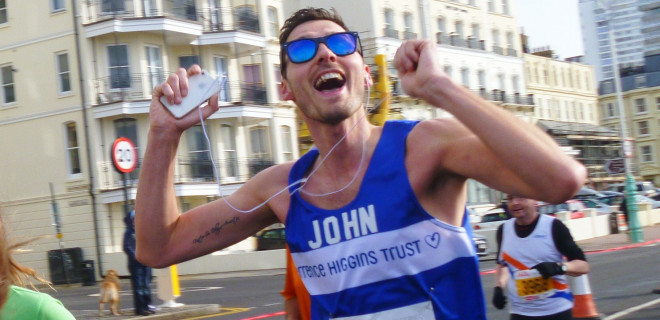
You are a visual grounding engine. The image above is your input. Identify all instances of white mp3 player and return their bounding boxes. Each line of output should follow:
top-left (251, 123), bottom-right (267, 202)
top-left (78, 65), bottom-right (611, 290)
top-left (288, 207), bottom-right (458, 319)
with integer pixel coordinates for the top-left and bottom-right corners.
top-left (160, 71), bottom-right (223, 119)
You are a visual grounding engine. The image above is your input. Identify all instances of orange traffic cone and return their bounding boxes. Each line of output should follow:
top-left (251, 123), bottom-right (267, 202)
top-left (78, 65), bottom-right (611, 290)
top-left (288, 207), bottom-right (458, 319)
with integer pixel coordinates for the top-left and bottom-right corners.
top-left (569, 274), bottom-right (600, 319)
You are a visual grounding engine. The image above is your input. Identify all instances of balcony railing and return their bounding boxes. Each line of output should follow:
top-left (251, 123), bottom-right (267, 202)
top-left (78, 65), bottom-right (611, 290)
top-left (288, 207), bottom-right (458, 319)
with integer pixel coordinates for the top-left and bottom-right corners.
top-left (474, 89), bottom-right (534, 105)
top-left (467, 37), bottom-right (486, 50)
top-left (492, 45), bottom-right (504, 55)
top-left (83, 0), bottom-right (200, 24)
top-left (94, 72), bottom-right (267, 105)
top-left (96, 155), bottom-right (274, 190)
top-left (402, 31), bottom-right (417, 40)
top-left (384, 28), bottom-right (399, 39)
top-left (436, 32), bottom-right (450, 45)
top-left (507, 47), bottom-right (517, 57)
top-left (450, 34), bottom-right (466, 47)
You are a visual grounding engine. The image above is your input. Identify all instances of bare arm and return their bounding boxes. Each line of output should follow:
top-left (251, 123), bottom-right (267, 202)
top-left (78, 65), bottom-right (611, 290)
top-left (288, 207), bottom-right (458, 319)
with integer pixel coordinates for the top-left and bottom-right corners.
top-left (494, 263), bottom-right (508, 288)
top-left (394, 40), bottom-right (586, 204)
top-left (135, 66), bottom-right (282, 268)
top-left (565, 259), bottom-right (589, 277)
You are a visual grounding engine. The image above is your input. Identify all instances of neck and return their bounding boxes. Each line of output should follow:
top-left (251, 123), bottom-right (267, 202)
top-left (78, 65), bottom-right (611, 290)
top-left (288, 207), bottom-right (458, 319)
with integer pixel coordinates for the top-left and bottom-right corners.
top-left (515, 212), bottom-right (539, 226)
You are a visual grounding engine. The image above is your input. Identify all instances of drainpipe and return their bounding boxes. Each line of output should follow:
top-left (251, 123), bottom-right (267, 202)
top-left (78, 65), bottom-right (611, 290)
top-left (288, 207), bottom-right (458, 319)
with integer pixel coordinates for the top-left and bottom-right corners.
top-left (70, 0), bottom-right (104, 278)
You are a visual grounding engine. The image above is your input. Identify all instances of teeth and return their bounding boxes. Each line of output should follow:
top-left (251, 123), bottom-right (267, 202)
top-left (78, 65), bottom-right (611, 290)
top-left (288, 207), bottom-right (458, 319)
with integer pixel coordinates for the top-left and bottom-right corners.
top-left (315, 72), bottom-right (343, 87)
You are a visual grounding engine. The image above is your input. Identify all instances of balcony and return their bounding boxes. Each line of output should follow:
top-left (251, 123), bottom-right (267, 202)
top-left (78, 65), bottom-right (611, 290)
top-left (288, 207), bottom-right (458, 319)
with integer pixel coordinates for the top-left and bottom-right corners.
top-left (467, 37), bottom-right (486, 50)
top-left (474, 89), bottom-right (534, 106)
top-left (96, 155), bottom-right (275, 191)
top-left (506, 47), bottom-right (517, 57)
top-left (384, 28), bottom-right (400, 39)
top-left (450, 34), bottom-right (466, 47)
top-left (402, 31), bottom-right (417, 40)
top-left (83, 0), bottom-right (199, 24)
top-left (93, 72), bottom-right (268, 106)
top-left (436, 32), bottom-right (450, 45)
top-left (492, 45), bottom-right (504, 55)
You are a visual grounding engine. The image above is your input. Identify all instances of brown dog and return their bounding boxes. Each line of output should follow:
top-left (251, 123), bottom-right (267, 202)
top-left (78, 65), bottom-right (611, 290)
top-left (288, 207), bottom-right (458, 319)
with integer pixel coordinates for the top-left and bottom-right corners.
top-left (99, 269), bottom-right (121, 316)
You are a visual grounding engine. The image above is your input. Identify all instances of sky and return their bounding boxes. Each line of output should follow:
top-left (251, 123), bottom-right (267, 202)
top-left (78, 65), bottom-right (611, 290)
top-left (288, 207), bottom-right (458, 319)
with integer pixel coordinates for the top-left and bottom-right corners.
top-left (514, 0), bottom-right (584, 60)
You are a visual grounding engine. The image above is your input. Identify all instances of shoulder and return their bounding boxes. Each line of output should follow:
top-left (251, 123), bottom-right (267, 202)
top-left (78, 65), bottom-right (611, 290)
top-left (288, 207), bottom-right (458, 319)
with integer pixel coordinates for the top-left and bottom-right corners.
top-left (3, 286), bottom-right (75, 320)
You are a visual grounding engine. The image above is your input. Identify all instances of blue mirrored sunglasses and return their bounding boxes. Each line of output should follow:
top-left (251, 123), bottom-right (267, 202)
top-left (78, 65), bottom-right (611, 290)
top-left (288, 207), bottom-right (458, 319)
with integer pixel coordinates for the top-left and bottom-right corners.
top-left (282, 32), bottom-right (361, 64)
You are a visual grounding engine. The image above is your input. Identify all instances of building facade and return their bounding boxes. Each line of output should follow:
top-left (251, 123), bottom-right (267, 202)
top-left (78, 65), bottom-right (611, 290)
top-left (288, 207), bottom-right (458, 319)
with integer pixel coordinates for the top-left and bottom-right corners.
top-left (0, 0), bottom-right (296, 278)
top-left (599, 54), bottom-right (660, 186)
top-left (523, 52), bottom-right (620, 189)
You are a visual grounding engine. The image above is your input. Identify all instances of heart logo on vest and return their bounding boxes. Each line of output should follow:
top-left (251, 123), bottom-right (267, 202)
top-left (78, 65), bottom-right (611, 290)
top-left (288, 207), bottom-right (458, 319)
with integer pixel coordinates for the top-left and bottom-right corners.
top-left (425, 232), bottom-right (440, 249)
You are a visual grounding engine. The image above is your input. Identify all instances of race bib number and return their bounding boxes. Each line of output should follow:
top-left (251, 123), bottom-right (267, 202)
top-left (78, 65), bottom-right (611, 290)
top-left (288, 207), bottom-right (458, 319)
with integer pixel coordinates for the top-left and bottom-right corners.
top-left (514, 269), bottom-right (554, 300)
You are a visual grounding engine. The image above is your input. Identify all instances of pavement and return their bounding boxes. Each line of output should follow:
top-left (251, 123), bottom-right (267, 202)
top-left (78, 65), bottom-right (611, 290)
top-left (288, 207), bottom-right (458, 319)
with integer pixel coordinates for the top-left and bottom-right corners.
top-left (60, 224), bottom-right (660, 320)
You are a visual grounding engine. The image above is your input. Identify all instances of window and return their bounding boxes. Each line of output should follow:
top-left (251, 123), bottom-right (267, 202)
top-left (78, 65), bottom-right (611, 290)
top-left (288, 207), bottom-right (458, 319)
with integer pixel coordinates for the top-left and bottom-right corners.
top-left (404, 12), bottom-right (413, 33)
top-left (471, 24), bottom-right (480, 39)
top-left (444, 65), bottom-right (452, 78)
top-left (455, 20), bottom-right (464, 37)
top-left (220, 124), bottom-right (238, 178)
top-left (274, 65), bottom-right (282, 100)
top-left (56, 53), bottom-right (71, 94)
top-left (488, 0), bottom-right (495, 12)
top-left (502, 0), bottom-right (509, 15)
top-left (384, 8), bottom-right (395, 38)
top-left (187, 125), bottom-right (213, 180)
top-left (65, 122), bottom-right (82, 176)
top-left (208, 0), bottom-right (222, 30)
top-left (512, 75), bottom-right (519, 93)
top-left (250, 126), bottom-right (270, 158)
top-left (145, 46), bottom-right (163, 92)
top-left (107, 45), bottom-right (130, 89)
top-left (102, 0), bottom-right (125, 13)
top-left (281, 125), bottom-right (293, 161)
top-left (641, 145), bottom-right (652, 163)
top-left (635, 98), bottom-right (646, 113)
top-left (236, 6), bottom-right (259, 33)
top-left (1, 65), bottom-right (15, 104)
top-left (214, 56), bottom-right (229, 102)
top-left (461, 68), bottom-right (469, 87)
top-left (51, 0), bottom-right (65, 12)
top-left (605, 103), bottom-right (614, 117)
top-left (268, 7), bottom-right (278, 38)
top-left (656, 97), bottom-right (660, 111)
top-left (638, 121), bottom-right (649, 136)
top-left (478, 70), bottom-right (486, 89)
top-left (635, 75), bottom-right (646, 88)
top-left (0, 0), bottom-right (7, 24)
top-left (437, 17), bottom-right (446, 34)
top-left (179, 55), bottom-right (199, 70)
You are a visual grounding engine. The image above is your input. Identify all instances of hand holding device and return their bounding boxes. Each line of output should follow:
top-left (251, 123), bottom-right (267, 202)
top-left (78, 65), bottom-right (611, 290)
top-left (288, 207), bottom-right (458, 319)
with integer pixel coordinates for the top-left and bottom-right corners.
top-left (160, 71), bottom-right (223, 119)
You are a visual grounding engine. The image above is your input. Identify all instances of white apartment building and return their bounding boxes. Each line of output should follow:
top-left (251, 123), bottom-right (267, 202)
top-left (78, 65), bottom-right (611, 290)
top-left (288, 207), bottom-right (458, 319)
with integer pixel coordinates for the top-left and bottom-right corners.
top-left (284, 0), bottom-right (531, 206)
top-left (579, 0), bottom-right (645, 82)
top-left (0, 0), bottom-right (296, 279)
top-left (524, 53), bottom-right (620, 187)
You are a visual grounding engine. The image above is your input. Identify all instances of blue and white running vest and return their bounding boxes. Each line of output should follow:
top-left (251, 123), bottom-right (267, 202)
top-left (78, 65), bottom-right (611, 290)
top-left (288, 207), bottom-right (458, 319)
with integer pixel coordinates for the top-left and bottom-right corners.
top-left (499, 214), bottom-right (573, 316)
top-left (286, 120), bottom-right (486, 319)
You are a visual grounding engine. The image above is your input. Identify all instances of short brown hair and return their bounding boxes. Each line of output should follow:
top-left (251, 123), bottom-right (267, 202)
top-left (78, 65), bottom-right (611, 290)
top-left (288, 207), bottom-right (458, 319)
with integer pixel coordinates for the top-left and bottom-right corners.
top-left (279, 7), bottom-right (349, 78)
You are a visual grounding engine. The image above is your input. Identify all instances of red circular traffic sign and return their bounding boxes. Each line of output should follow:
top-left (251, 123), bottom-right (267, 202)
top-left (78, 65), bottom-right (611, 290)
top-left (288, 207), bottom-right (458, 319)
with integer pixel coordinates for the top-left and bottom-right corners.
top-left (112, 137), bottom-right (137, 173)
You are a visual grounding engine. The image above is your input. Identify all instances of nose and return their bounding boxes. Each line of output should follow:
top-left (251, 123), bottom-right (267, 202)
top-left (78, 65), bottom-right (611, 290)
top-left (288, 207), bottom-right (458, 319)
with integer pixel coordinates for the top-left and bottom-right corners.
top-left (315, 43), bottom-right (337, 63)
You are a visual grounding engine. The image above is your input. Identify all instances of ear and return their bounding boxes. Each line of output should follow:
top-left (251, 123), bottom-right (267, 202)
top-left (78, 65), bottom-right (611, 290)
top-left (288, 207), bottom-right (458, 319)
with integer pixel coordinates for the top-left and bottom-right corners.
top-left (364, 65), bottom-right (373, 87)
top-left (281, 79), bottom-right (295, 101)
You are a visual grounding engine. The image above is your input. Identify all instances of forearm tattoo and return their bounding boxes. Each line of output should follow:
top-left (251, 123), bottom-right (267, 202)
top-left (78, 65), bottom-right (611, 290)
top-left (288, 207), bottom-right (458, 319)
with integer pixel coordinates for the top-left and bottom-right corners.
top-left (192, 216), bottom-right (240, 244)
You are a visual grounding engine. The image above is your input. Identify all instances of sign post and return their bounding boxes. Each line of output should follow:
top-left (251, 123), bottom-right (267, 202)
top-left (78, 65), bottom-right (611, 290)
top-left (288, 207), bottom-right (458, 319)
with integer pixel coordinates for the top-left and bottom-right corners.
top-left (111, 137), bottom-right (137, 219)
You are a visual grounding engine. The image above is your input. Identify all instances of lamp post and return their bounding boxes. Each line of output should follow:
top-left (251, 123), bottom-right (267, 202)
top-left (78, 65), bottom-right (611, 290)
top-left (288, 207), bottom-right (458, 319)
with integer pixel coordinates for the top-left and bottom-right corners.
top-left (598, 0), bottom-right (643, 242)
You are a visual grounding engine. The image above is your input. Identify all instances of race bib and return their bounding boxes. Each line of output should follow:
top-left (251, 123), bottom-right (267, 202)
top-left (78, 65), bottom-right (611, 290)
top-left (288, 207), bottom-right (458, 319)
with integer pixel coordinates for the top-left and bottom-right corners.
top-left (514, 269), bottom-right (554, 301)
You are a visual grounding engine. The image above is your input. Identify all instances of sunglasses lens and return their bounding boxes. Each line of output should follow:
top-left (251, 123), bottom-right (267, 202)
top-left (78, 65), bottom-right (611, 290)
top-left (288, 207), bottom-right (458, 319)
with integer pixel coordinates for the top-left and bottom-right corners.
top-left (327, 33), bottom-right (357, 56)
top-left (287, 39), bottom-right (316, 63)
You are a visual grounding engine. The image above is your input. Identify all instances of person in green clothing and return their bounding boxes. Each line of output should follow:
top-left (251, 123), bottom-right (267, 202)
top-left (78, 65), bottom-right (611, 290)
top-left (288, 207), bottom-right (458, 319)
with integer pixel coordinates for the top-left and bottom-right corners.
top-left (0, 210), bottom-right (75, 319)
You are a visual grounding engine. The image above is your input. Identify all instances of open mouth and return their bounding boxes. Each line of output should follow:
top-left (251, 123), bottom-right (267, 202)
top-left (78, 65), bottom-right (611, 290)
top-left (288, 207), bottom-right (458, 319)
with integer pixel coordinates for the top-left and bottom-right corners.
top-left (314, 72), bottom-right (346, 91)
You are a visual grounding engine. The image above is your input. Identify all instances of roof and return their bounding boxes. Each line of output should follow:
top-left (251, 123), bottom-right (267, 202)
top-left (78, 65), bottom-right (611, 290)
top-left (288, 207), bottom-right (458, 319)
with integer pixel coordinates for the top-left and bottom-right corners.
top-left (536, 120), bottom-right (619, 137)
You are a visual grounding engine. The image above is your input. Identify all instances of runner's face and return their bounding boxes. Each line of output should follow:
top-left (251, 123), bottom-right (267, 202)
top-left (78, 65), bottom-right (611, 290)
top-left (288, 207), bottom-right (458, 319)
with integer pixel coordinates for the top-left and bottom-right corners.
top-left (507, 196), bottom-right (537, 220)
top-left (281, 20), bottom-right (369, 125)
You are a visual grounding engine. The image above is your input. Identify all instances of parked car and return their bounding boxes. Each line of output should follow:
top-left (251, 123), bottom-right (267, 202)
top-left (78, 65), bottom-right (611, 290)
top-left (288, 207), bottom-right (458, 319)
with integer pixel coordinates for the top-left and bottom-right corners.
top-left (597, 193), bottom-right (660, 209)
top-left (473, 210), bottom-right (509, 230)
top-left (573, 186), bottom-right (605, 201)
top-left (255, 227), bottom-right (286, 251)
top-left (606, 181), bottom-right (658, 198)
top-left (472, 233), bottom-right (488, 257)
top-left (579, 198), bottom-right (612, 215)
top-left (537, 200), bottom-right (586, 219)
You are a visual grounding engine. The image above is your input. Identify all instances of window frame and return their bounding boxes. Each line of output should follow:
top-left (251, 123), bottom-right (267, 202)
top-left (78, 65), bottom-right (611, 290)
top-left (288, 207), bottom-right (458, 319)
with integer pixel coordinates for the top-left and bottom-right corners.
top-left (56, 52), bottom-right (72, 95)
top-left (0, 0), bottom-right (7, 24)
top-left (1, 64), bottom-right (15, 105)
top-left (65, 122), bottom-right (83, 178)
top-left (51, 0), bottom-right (65, 13)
